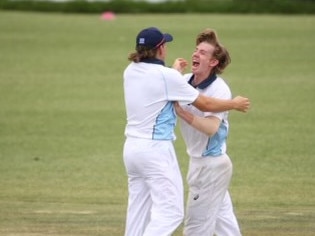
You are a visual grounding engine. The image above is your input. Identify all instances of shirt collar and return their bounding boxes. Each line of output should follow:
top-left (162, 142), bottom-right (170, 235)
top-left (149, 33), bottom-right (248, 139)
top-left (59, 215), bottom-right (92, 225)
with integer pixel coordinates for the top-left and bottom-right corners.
top-left (188, 73), bottom-right (217, 89)
top-left (140, 58), bottom-right (165, 66)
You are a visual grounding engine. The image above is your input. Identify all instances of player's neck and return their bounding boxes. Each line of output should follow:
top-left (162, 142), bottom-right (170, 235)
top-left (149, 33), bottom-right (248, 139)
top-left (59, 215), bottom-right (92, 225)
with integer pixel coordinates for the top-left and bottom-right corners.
top-left (193, 72), bottom-right (209, 86)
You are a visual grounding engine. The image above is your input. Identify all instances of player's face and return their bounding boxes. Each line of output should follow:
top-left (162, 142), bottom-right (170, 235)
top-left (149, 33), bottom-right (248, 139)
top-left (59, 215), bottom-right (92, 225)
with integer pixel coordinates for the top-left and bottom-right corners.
top-left (191, 42), bottom-right (218, 77)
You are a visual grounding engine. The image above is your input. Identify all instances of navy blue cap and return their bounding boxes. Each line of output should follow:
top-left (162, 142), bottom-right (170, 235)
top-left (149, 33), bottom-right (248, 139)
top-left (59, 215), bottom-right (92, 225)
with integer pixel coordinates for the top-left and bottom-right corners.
top-left (136, 27), bottom-right (173, 49)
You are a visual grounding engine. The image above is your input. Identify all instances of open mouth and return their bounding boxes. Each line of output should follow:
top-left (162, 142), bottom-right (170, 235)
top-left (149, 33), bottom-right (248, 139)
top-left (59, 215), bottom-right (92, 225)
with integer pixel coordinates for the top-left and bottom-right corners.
top-left (192, 60), bottom-right (200, 68)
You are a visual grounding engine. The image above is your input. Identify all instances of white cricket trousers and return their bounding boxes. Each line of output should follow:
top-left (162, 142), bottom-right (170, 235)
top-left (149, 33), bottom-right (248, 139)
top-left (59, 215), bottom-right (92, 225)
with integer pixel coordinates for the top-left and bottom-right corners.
top-left (123, 137), bottom-right (184, 236)
top-left (184, 154), bottom-right (241, 236)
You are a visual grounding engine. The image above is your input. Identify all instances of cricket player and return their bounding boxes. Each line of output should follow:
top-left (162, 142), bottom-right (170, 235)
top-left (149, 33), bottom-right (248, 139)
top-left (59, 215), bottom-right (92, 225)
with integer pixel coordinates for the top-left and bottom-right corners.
top-left (123, 27), bottom-right (249, 236)
top-left (175, 28), bottom-right (242, 236)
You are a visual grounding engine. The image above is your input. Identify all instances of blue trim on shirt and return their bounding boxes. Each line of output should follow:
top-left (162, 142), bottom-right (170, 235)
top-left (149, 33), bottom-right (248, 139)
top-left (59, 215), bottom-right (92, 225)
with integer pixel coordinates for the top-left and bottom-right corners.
top-left (202, 121), bottom-right (228, 157)
top-left (140, 58), bottom-right (165, 66)
top-left (152, 102), bottom-right (176, 140)
top-left (188, 73), bottom-right (217, 89)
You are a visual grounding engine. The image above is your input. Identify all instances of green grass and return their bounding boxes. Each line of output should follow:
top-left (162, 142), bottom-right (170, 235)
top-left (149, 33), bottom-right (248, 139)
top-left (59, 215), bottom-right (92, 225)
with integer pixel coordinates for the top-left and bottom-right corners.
top-left (0, 11), bottom-right (315, 235)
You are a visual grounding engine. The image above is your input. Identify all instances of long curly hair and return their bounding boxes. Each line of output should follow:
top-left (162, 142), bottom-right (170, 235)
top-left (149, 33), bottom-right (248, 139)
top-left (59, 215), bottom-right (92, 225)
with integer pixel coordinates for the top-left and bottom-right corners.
top-left (128, 46), bottom-right (158, 63)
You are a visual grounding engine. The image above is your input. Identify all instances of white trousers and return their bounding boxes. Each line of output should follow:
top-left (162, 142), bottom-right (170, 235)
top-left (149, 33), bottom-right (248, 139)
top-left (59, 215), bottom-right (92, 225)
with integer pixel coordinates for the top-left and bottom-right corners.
top-left (123, 138), bottom-right (184, 236)
top-left (184, 154), bottom-right (241, 236)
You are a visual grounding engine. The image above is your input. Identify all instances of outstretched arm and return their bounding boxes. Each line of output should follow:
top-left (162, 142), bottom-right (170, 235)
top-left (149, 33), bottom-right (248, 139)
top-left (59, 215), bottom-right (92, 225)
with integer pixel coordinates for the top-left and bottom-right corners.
top-left (192, 94), bottom-right (250, 113)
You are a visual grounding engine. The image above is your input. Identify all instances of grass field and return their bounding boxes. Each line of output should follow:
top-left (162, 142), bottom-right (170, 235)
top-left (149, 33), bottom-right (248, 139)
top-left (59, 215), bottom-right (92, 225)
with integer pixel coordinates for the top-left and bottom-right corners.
top-left (0, 11), bottom-right (315, 236)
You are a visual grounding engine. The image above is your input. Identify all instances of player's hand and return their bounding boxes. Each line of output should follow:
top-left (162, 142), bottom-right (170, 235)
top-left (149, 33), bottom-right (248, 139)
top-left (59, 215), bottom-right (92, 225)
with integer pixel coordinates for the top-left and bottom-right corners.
top-left (232, 96), bottom-right (250, 112)
top-left (172, 58), bottom-right (188, 74)
top-left (174, 102), bottom-right (183, 115)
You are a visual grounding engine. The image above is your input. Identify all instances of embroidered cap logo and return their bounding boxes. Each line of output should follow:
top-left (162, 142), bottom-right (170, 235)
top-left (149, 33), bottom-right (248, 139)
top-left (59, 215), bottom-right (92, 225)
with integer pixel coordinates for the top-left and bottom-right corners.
top-left (139, 38), bottom-right (145, 45)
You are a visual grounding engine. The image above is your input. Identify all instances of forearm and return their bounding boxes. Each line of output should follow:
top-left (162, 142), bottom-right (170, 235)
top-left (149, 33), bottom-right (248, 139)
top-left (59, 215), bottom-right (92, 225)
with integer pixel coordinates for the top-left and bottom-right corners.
top-left (193, 94), bottom-right (250, 113)
top-left (177, 108), bottom-right (218, 136)
top-left (206, 97), bottom-right (236, 112)
top-left (193, 95), bottom-right (236, 112)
